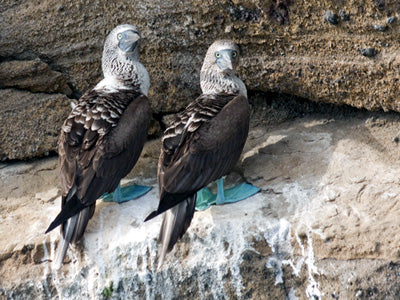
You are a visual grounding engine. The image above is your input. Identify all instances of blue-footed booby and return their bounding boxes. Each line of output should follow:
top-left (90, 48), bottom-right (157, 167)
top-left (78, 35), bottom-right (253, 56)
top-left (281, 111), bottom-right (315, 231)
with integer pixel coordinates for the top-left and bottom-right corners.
top-left (45, 24), bottom-right (152, 267)
top-left (145, 40), bottom-right (259, 266)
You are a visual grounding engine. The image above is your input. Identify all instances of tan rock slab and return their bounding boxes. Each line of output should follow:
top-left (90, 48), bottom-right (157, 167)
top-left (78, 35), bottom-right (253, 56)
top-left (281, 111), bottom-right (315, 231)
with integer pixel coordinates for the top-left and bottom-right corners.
top-left (0, 89), bottom-right (71, 160)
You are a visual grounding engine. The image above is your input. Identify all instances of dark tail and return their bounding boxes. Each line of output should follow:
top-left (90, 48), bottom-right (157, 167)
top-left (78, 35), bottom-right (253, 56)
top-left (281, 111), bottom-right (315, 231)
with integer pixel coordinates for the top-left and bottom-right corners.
top-left (45, 193), bottom-right (85, 234)
top-left (158, 195), bottom-right (196, 267)
top-left (144, 190), bottom-right (194, 222)
top-left (53, 214), bottom-right (78, 268)
top-left (53, 205), bottom-right (95, 268)
top-left (46, 185), bottom-right (95, 267)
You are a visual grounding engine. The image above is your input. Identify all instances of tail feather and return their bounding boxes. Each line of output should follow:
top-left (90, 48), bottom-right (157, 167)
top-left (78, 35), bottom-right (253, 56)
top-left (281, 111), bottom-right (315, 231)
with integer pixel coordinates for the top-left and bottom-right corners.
top-left (45, 194), bottom-right (85, 234)
top-left (53, 205), bottom-right (94, 268)
top-left (158, 195), bottom-right (196, 267)
top-left (53, 214), bottom-right (78, 269)
top-left (71, 205), bottom-right (96, 242)
top-left (144, 190), bottom-right (195, 222)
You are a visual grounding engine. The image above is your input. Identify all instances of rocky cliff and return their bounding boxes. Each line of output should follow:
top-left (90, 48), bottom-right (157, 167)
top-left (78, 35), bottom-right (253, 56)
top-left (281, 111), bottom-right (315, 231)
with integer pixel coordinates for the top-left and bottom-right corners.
top-left (2, 0), bottom-right (400, 159)
top-left (1, 97), bottom-right (400, 299)
top-left (2, 1), bottom-right (400, 299)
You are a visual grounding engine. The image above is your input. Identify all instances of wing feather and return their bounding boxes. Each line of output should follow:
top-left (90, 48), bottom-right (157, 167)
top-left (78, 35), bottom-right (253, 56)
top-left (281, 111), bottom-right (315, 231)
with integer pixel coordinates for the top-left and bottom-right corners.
top-left (50, 89), bottom-right (151, 243)
top-left (147, 93), bottom-right (249, 220)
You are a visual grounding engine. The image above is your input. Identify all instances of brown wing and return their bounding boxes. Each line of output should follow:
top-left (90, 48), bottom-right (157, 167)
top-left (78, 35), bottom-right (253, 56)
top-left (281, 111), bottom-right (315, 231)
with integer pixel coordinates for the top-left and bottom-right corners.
top-left (60, 90), bottom-right (150, 203)
top-left (47, 89), bottom-right (151, 237)
top-left (146, 93), bottom-right (249, 220)
top-left (73, 95), bottom-right (151, 205)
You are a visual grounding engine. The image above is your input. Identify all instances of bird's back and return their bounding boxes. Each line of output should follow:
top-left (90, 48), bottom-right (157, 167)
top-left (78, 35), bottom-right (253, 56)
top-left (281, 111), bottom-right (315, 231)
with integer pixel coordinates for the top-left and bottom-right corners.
top-left (47, 89), bottom-right (150, 238)
top-left (59, 89), bottom-right (148, 202)
top-left (147, 93), bottom-right (249, 220)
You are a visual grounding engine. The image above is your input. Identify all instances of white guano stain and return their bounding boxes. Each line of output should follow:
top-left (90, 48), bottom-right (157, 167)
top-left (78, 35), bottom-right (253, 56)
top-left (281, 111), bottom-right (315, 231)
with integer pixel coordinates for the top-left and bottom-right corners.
top-left (38, 177), bottom-right (324, 299)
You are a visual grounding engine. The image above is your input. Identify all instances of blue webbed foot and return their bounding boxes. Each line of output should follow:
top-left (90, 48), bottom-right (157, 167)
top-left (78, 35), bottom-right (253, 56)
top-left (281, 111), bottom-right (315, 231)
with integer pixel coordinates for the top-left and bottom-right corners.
top-left (195, 178), bottom-right (259, 211)
top-left (217, 182), bottom-right (260, 204)
top-left (102, 183), bottom-right (152, 203)
top-left (195, 187), bottom-right (217, 211)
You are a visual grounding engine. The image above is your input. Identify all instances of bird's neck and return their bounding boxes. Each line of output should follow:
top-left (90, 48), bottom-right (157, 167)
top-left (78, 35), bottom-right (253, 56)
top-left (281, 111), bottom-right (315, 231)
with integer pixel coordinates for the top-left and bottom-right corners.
top-left (94, 77), bottom-right (129, 93)
top-left (98, 59), bottom-right (150, 96)
top-left (200, 69), bottom-right (247, 97)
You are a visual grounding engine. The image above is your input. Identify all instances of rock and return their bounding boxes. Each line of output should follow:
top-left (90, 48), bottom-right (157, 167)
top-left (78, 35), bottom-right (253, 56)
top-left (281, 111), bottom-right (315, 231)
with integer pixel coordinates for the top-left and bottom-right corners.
top-left (387, 16), bottom-right (396, 24)
top-left (338, 10), bottom-right (350, 21)
top-left (2, 1), bottom-right (400, 115)
top-left (0, 59), bottom-right (72, 96)
top-left (0, 89), bottom-right (71, 160)
top-left (361, 47), bottom-right (377, 57)
top-left (373, 24), bottom-right (387, 32)
top-left (375, 0), bottom-right (385, 10)
top-left (148, 118), bottom-right (162, 137)
top-left (2, 99), bottom-right (400, 298)
top-left (324, 10), bottom-right (339, 25)
top-left (0, 58), bottom-right (73, 160)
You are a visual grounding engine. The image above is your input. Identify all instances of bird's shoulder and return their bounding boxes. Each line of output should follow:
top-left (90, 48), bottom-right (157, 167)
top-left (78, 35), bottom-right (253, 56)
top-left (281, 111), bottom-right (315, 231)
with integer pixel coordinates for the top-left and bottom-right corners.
top-left (61, 88), bottom-right (143, 149)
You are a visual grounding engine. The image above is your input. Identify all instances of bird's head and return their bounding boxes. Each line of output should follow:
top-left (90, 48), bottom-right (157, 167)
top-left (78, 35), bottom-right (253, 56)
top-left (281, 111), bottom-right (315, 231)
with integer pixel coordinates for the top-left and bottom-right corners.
top-left (200, 39), bottom-right (246, 96)
top-left (202, 39), bottom-right (241, 75)
top-left (102, 24), bottom-right (142, 79)
top-left (104, 24), bottom-right (141, 59)
top-left (98, 24), bottom-right (150, 93)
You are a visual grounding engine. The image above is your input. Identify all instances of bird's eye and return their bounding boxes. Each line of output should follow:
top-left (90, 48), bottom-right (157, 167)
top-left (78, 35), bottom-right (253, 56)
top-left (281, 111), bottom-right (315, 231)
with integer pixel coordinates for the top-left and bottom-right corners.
top-left (232, 51), bottom-right (238, 58)
top-left (215, 52), bottom-right (221, 58)
top-left (117, 33), bottom-right (122, 40)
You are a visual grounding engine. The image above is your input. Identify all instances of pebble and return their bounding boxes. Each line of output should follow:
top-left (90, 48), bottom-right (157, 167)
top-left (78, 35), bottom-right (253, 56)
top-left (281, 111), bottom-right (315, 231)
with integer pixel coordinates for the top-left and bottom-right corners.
top-left (324, 10), bottom-right (339, 25)
top-left (184, 16), bottom-right (194, 27)
top-left (225, 25), bottom-right (232, 33)
top-left (373, 24), bottom-right (387, 32)
top-left (339, 10), bottom-right (350, 21)
top-left (214, 14), bottom-right (225, 25)
top-left (387, 16), bottom-right (396, 24)
top-left (361, 48), bottom-right (377, 57)
top-left (356, 290), bottom-right (363, 298)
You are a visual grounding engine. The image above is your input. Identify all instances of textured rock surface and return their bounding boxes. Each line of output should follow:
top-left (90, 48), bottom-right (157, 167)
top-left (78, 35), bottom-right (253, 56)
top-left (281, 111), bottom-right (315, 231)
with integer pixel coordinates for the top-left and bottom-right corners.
top-left (2, 0), bottom-right (400, 114)
top-left (2, 0), bottom-right (400, 159)
top-left (1, 99), bottom-right (400, 299)
top-left (0, 89), bottom-right (71, 161)
top-left (0, 59), bottom-right (72, 96)
top-left (0, 57), bottom-right (73, 160)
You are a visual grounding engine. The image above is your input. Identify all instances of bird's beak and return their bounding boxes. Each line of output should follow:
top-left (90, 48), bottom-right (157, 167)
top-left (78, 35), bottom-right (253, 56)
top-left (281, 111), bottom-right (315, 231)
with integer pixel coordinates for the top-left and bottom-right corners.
top-left (216, 51), bottom-right (235, 73)
top-left (118, 31), bottom-right (140, 53)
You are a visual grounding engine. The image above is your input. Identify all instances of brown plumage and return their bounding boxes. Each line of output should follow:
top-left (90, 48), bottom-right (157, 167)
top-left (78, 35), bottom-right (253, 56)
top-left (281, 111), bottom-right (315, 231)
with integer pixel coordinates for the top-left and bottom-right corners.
top-left (46, 24), bottom-right (151, 267)
top-left (146, 93), bottom-right (249, 219)
top-left (145, 40), bottom-right (250, 266)
top-left (47, 88), bottom-right (151, 265)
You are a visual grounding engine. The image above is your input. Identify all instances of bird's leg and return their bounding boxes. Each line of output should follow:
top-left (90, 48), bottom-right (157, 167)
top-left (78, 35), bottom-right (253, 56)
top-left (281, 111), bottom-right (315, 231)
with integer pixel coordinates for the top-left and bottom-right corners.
top-left (215, 178), bottom-right (226, 205)
top-left (217, 181), bottom-right (260, 204)
top-left (102, 182), bottom-right (152, 203)
top-left (113, 183), bottom-right (122, 203)
top-left (196, 177), bottom-right (260, 210)
top-left (101, 183), bottom-right (124, 203)
top-left (195, 186), bottom-right (216, 211)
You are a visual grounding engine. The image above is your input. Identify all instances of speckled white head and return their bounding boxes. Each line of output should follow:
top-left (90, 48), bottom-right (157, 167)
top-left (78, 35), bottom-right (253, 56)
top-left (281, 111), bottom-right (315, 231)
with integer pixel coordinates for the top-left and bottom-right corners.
top-left (200, 39), bottom-right (247, 97)
top-left (96, 24), bottom-right (150, 95)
